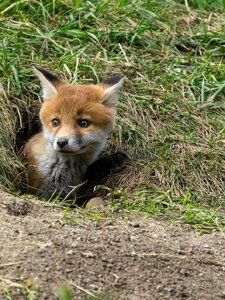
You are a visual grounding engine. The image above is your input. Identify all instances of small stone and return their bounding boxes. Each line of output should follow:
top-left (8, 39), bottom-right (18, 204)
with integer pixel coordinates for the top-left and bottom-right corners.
top-left (104, 220), bottom-right (113, 226)
top-left (179, 268), bottom-right (189, 276)
top-left (129, 222), bottom-right (140, 228)
top-left (220, 290), bottom-right (225, 298)
top-left (156, 284), bottom-right (163, 292)
top-left (86, 197), bottom-right (105, 210)
top-left (82, 252), bottom-right (95, 258)
top-left (89, 284), bottom-right (98, 290)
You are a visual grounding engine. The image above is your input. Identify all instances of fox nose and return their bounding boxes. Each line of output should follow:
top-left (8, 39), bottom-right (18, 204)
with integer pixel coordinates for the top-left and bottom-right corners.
top-left (57, 138), bottom-right (68, 148)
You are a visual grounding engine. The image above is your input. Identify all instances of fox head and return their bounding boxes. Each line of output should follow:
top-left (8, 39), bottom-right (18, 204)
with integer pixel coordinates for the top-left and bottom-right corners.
top-left (34, 67), bottom-right (124, 156)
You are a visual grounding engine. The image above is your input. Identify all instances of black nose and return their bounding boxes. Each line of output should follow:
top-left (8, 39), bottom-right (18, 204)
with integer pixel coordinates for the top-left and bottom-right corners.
top-left (57, 138), bottom-right (68, 148)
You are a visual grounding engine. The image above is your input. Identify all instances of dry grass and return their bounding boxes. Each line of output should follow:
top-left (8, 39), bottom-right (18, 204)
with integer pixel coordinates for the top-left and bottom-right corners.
top-left (0, 89), bottom-right (23, 190)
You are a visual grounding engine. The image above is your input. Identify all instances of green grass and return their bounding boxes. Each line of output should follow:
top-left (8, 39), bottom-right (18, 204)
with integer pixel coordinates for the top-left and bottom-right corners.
top-left (0, 0), bottom-right (224, 228)
top-left (53, 282), bottom-right (74, 300)
top-left (53, 281), bottom-right (115, 300)
top-left (2, 275), bottom-right (39, 300)
top-left (109, 189), bottom-right (225, 233)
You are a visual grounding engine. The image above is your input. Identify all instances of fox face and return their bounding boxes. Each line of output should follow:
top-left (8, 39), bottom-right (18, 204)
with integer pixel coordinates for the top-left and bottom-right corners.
top-left (34, 67), bottom-right (124, 157)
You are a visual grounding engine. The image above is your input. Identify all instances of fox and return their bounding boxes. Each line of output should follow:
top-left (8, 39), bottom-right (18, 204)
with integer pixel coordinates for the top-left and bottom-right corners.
top-left (23, 67), bottom-right (128, 201)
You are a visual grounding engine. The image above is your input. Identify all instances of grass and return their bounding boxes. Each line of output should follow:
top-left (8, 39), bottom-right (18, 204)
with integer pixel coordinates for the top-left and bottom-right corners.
top-left (110, 189), bottom-right (225, 233)
top-left (1, 273), bottom-right (39, 300)
top-left (53, 281), bottom-right (115, 300)
top-left (53, 282), bottom-right (74, 300)
top-left (0, 0), bottom-right (224, 229)
top-left (60, 189), bottom-right (225, 233)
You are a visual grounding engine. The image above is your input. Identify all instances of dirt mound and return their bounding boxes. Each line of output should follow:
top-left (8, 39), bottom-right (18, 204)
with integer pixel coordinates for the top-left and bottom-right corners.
top-left (1, 192), bottom-right (225, 299)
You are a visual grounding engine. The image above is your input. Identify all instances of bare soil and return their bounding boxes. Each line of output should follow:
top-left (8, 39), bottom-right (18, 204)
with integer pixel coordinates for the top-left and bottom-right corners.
top-left (1, 192), bottom-right (225, 300)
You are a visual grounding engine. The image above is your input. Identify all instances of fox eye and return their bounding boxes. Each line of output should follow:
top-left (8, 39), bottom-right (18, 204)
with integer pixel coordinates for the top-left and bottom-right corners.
top-left (78, 119), bottom-right (90, 128)
top-left (52, 119), bottom-right (60, 127)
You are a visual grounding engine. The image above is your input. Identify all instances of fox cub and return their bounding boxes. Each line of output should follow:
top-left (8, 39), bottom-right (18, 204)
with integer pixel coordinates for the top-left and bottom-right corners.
top-left (23, 67), bottom-right (127, 200)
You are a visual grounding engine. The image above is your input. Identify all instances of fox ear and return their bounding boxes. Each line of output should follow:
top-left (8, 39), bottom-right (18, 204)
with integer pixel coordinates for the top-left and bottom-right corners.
top-left (101, 75), bottom-right (125, 106)
top-left (33, 67), bottom-right (61, 101)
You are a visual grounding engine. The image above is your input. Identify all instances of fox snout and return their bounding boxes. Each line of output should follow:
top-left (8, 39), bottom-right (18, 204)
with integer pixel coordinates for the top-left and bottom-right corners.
top-left (53, 136), bottom-right (81, 153)
top-left (56, 138), bottom-right (69, 149)
top-left (52, 133), bottom-right (104, 154)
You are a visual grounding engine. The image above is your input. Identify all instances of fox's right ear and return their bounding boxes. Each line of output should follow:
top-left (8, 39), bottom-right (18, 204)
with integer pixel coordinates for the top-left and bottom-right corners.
top-left (101, 75), bottom-right (125, 106)
top-left (33, 67), bottom-right (62, 101)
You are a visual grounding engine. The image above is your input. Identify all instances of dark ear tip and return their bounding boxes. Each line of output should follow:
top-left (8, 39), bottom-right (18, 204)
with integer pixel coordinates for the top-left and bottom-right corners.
top-left (33, 66), bottom-right (60, 83)
top-left (104, 74), bottom-right (125, 85)
top-left (34, 66), bottom-right (46, 73)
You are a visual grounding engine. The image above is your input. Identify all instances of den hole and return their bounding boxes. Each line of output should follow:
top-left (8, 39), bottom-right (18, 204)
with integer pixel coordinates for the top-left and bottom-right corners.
top-left (16, 108), bottom-right (41, 150)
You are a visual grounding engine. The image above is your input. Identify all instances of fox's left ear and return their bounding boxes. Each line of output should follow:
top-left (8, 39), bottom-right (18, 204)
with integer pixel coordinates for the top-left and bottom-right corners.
top-left (101, 75), bottom-right (125, 106)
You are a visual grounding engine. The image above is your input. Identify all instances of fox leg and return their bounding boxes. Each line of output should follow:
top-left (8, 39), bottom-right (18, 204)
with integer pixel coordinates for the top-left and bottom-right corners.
top-left (37, 179), bottom-right (77, 201)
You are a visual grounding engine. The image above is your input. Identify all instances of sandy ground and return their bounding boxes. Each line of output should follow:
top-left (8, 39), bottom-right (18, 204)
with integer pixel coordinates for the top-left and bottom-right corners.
top-left (0, 191), bottom-right (225, 300)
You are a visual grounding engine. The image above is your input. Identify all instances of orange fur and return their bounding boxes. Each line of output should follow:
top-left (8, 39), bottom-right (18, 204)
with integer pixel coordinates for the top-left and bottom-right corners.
top-left (23, 132), bottom-right (46, 192)
top-left (23, 68), bottom-right (124, 198)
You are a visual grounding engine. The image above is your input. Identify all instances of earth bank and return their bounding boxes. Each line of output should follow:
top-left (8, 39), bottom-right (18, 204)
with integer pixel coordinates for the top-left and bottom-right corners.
top-left (0, 192), bottom-right (225, 299)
